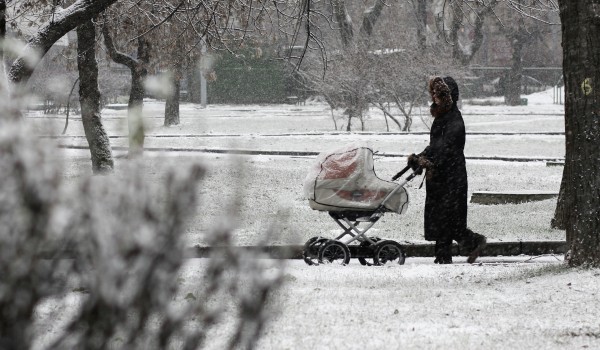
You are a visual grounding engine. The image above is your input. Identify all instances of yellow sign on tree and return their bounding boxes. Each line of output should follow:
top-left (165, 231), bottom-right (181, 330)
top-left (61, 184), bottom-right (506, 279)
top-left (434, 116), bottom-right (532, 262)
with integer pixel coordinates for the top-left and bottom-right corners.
top-left (581, 78), bottom-right (593, 95)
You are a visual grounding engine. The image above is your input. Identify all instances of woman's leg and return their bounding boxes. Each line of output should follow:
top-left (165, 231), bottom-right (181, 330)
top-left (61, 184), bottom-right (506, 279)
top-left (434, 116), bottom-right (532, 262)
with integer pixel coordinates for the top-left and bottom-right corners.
top-left (434, 238), bottom-right (453, 264)
top-left (457, 229), bottom-right (487, 263)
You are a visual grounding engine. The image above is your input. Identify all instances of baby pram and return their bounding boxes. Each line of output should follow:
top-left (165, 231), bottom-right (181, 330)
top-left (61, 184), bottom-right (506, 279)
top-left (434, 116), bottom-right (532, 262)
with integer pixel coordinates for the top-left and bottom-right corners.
top-left (303, 145), bottom-right (421, 266)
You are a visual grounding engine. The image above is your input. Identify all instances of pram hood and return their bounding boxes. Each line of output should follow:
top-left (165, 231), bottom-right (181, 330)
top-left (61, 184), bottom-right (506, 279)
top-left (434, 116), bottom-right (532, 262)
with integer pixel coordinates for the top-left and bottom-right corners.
top-left (304, 144), bottom-right (409, 214)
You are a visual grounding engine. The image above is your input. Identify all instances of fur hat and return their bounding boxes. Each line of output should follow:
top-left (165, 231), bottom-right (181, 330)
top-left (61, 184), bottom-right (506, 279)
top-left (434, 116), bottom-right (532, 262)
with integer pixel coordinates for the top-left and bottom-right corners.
top-left (429, 76), bottom-right (453, 118)
top-left (443, 76), bottom-right (459, 102)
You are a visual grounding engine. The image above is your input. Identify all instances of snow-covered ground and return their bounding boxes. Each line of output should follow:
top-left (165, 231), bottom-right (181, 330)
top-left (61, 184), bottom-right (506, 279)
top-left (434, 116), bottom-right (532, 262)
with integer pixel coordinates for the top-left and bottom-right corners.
top-left (28, 89), bottom-right (600, 350)
top-left (29, 88), bottom-right (566, 246)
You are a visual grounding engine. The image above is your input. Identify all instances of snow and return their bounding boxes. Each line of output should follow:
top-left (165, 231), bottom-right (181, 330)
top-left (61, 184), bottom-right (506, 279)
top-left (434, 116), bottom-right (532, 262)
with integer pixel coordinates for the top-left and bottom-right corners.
top-left (27, 89), bottom-right (568, 246)
top-left (25, 89), bottom-right (600, 350)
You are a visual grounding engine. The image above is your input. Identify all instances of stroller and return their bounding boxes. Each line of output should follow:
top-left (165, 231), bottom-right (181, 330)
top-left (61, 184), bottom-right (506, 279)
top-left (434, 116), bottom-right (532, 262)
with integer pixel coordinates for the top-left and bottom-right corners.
top-left (303, 145), bottom-right (421, 266)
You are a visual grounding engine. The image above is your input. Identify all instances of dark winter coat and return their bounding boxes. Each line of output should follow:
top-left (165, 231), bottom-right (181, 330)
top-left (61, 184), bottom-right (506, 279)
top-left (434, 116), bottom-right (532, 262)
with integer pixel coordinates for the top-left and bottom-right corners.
top-left (419, 105), bottom-right (468, 241)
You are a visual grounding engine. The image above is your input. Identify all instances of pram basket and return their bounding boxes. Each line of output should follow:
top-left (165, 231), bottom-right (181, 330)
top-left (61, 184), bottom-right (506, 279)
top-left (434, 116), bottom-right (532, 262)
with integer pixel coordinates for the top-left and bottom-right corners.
top-left (302, 145), bottom-right (421, 266)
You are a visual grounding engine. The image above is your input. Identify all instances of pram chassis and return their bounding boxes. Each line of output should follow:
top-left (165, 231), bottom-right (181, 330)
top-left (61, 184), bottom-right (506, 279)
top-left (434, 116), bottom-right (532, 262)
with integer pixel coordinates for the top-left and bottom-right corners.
top-left (303, 165), bottom-right (421, 266)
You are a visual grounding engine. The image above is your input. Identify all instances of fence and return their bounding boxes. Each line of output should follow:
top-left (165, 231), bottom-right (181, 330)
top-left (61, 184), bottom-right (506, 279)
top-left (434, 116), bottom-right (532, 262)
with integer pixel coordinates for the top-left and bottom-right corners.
top-left (468, 66), bottom-right (563, 101)
top-left (553, 85), bottom-right (564, 105)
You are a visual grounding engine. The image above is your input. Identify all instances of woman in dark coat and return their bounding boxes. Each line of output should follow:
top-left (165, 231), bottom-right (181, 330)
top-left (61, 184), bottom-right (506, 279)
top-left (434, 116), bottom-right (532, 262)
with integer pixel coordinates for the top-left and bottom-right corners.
top-left (408, 76), bottom-right (486, 264)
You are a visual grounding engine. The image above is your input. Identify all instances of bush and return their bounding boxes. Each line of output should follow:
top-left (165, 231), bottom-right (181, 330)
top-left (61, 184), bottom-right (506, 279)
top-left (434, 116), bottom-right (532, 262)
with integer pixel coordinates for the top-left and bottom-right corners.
top-left (0, 123), bottom-right (283, 350)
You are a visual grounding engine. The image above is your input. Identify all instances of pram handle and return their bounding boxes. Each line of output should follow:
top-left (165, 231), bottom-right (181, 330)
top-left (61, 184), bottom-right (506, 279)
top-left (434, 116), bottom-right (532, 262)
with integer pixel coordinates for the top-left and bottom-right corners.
top-left (392, 165), bottom-right (422, 181)
top-left (391, 165), bottom-right (411, 181)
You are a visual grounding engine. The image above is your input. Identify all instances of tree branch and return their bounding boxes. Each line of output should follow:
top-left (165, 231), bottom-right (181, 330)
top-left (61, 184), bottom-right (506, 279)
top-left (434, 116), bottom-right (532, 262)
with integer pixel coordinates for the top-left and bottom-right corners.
top-left (8, 0), bottom-right (119, 84)
top-left (102, 19), bottom-right (138, 70)
top-left (359, 0), bottom-right (386, 37)
top-left (332, 0), bottom-right (354, 47)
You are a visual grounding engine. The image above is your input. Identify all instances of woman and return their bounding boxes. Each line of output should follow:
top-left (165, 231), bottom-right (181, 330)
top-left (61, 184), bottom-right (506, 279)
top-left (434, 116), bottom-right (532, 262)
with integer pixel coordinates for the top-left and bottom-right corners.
top-left (408, 76), bottom-right (486, 264)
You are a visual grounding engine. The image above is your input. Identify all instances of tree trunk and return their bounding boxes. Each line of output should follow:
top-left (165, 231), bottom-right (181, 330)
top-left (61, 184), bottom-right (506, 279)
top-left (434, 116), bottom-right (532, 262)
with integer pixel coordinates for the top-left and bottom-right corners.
top-left (165, 40), bottom-right (183, 126)
top-left (128, 68), bottom-right (146, 157)
top-left (164, 71), bottom-right (182, 126)
top-left (449, 1), bottom-right (497, 66)
top-left (77, 19), bottom-right (114, 174)
top-left (415, 1), bottom-right (427, 51)
top-left (359, 0), bottom-right (385, 37)
top-left (345, 109), bottom-right (353, 131)
top-left (504, 32), bottom-right (525, 106)
top-left (1, 0), bottom-right (6, 97)
top-left (332, 0), bottom-right (354, 47)
top-left (551, 164), bottom-right (573, 231)
top-left (127, 37), bottom-right (150, 157)
top-left (187, 66), bottom-right (201, 103)
top-left (102, 24), bottom-right (149, 157)
top-left (558, 0), bottom-right (600, 267)
top-left (0, 0), bottom-right (5, 46)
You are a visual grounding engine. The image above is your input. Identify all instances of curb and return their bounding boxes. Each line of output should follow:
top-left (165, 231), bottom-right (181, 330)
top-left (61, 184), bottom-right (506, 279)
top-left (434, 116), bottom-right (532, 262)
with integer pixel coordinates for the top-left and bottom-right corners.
top-left (36, 241), bottom-right (566, 260)
top-left (58, 145), bottom-right (564, 163)
top-left (187, 240), bottom-right (567, 259)
top-left (470, 191), bottom-right (559, 205)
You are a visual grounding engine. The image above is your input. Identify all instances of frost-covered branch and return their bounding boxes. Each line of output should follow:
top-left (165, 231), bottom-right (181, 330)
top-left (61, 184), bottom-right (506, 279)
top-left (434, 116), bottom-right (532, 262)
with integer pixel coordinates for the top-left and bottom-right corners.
top-left (8, 0), bottom-right (119, 84)
top-left (0, 119), bottom-right (284, 348)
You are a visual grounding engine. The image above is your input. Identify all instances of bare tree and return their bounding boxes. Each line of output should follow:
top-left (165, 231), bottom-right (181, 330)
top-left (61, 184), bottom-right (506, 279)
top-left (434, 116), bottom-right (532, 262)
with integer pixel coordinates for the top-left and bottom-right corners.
top-left (437, 0), bottom-right (499, 66)
top-left (77, 18), bottom-right (114, 173)
top-left (294, 1), bottom-right (461, 132)
top-left (163, 39), bottom-right (184, 126)
top-left (102, 13), bottom-right (150, 157)
top-left (7, 0), bottom-right (118, 85)
top-left (497, 2), bottom-right (556, 105)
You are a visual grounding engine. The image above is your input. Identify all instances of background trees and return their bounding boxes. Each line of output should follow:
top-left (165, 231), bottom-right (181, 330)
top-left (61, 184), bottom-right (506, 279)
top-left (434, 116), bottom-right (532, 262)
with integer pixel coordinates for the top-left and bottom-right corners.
top-left (293, 1), bottom-right (463, 132)
top-left (3, 0), bottom-right (596, 267)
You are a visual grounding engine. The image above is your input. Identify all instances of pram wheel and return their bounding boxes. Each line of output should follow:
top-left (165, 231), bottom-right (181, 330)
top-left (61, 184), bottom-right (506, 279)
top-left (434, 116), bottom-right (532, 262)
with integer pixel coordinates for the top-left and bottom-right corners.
top-left (302, 236), bottom-right (328, 266)
top-left (318, 240), bottom-right (351, 265)
top-left (358, 237), bottom-right (381, 266)
top-left (373, 240), bottom-right (406, 266)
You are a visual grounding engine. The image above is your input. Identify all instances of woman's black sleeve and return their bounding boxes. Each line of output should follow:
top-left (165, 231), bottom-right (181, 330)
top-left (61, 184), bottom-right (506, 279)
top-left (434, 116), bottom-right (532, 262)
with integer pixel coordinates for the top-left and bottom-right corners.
top-left (430, 118), bottom-right (465, 170)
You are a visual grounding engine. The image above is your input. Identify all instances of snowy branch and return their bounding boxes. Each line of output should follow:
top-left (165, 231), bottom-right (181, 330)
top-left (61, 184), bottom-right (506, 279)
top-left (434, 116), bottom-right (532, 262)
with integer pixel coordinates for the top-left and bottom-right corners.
top-left (8, 0), bottom-right (119, 84)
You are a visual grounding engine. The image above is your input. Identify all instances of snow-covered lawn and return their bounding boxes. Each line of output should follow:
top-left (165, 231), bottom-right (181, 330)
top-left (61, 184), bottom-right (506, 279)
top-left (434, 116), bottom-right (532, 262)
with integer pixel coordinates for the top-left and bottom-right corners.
top-left (31, 88), bottom-right (566, 246)
top-left (33, 257), bottom-right (600, 350)
top-left (254, 259), bottom-right (600, 350)
top-left (27, 89), bottom-right (600, 350)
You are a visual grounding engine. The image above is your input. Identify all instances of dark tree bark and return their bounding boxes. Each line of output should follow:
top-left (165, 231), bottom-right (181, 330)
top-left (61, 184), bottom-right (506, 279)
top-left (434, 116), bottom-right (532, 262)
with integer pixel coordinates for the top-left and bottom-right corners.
top-left (8, 0), bottom-right (118, 85)
top-left (551, 168), bottom-right (573, 231)
top-left (557, 0), bottom-right (600, 267)
top-left (359, 0), bottom-right (385, 37)
top-left (504, 30), bottom-right (526, 106)
top-left (164, 67), bottom-right (182, 126)
top-left (415, 0), bottom-right (427, 51)
top-left (0, 1), bottom-right (5, 44)
top-left (187, 66), bottom-right (201, 104)
top-left (449, 1), bottom-right (498, 66)
top-left (77, 20), bottom-right (114, 174)
top-left (103, 24), bottom-right (150, 157)
top-left (164, 39), bottom-right (184, 126)
top-left (332, 0), bottom-right (354, 47)
top-left (1, 0), bottom-right (5, 86)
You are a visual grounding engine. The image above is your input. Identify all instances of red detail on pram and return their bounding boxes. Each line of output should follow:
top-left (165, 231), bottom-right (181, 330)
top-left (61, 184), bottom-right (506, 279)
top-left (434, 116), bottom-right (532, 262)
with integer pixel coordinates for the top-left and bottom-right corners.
top-left (334, 189), bottom-right (388, 202)
top-left (320, 149), bottom-right (358, 179)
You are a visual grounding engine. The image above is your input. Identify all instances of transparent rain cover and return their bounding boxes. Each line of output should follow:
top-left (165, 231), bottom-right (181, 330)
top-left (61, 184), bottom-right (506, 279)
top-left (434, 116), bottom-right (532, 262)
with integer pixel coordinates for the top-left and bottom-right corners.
top-left (304, 144), bottom-right (408, 214)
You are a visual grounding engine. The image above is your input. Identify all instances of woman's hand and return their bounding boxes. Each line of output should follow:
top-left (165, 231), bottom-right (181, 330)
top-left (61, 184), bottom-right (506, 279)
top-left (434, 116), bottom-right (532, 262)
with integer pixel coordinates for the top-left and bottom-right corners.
top-left (418, 157), bottom-right (434, 180)
top-left (407, 154), bottom-right (420, 170)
